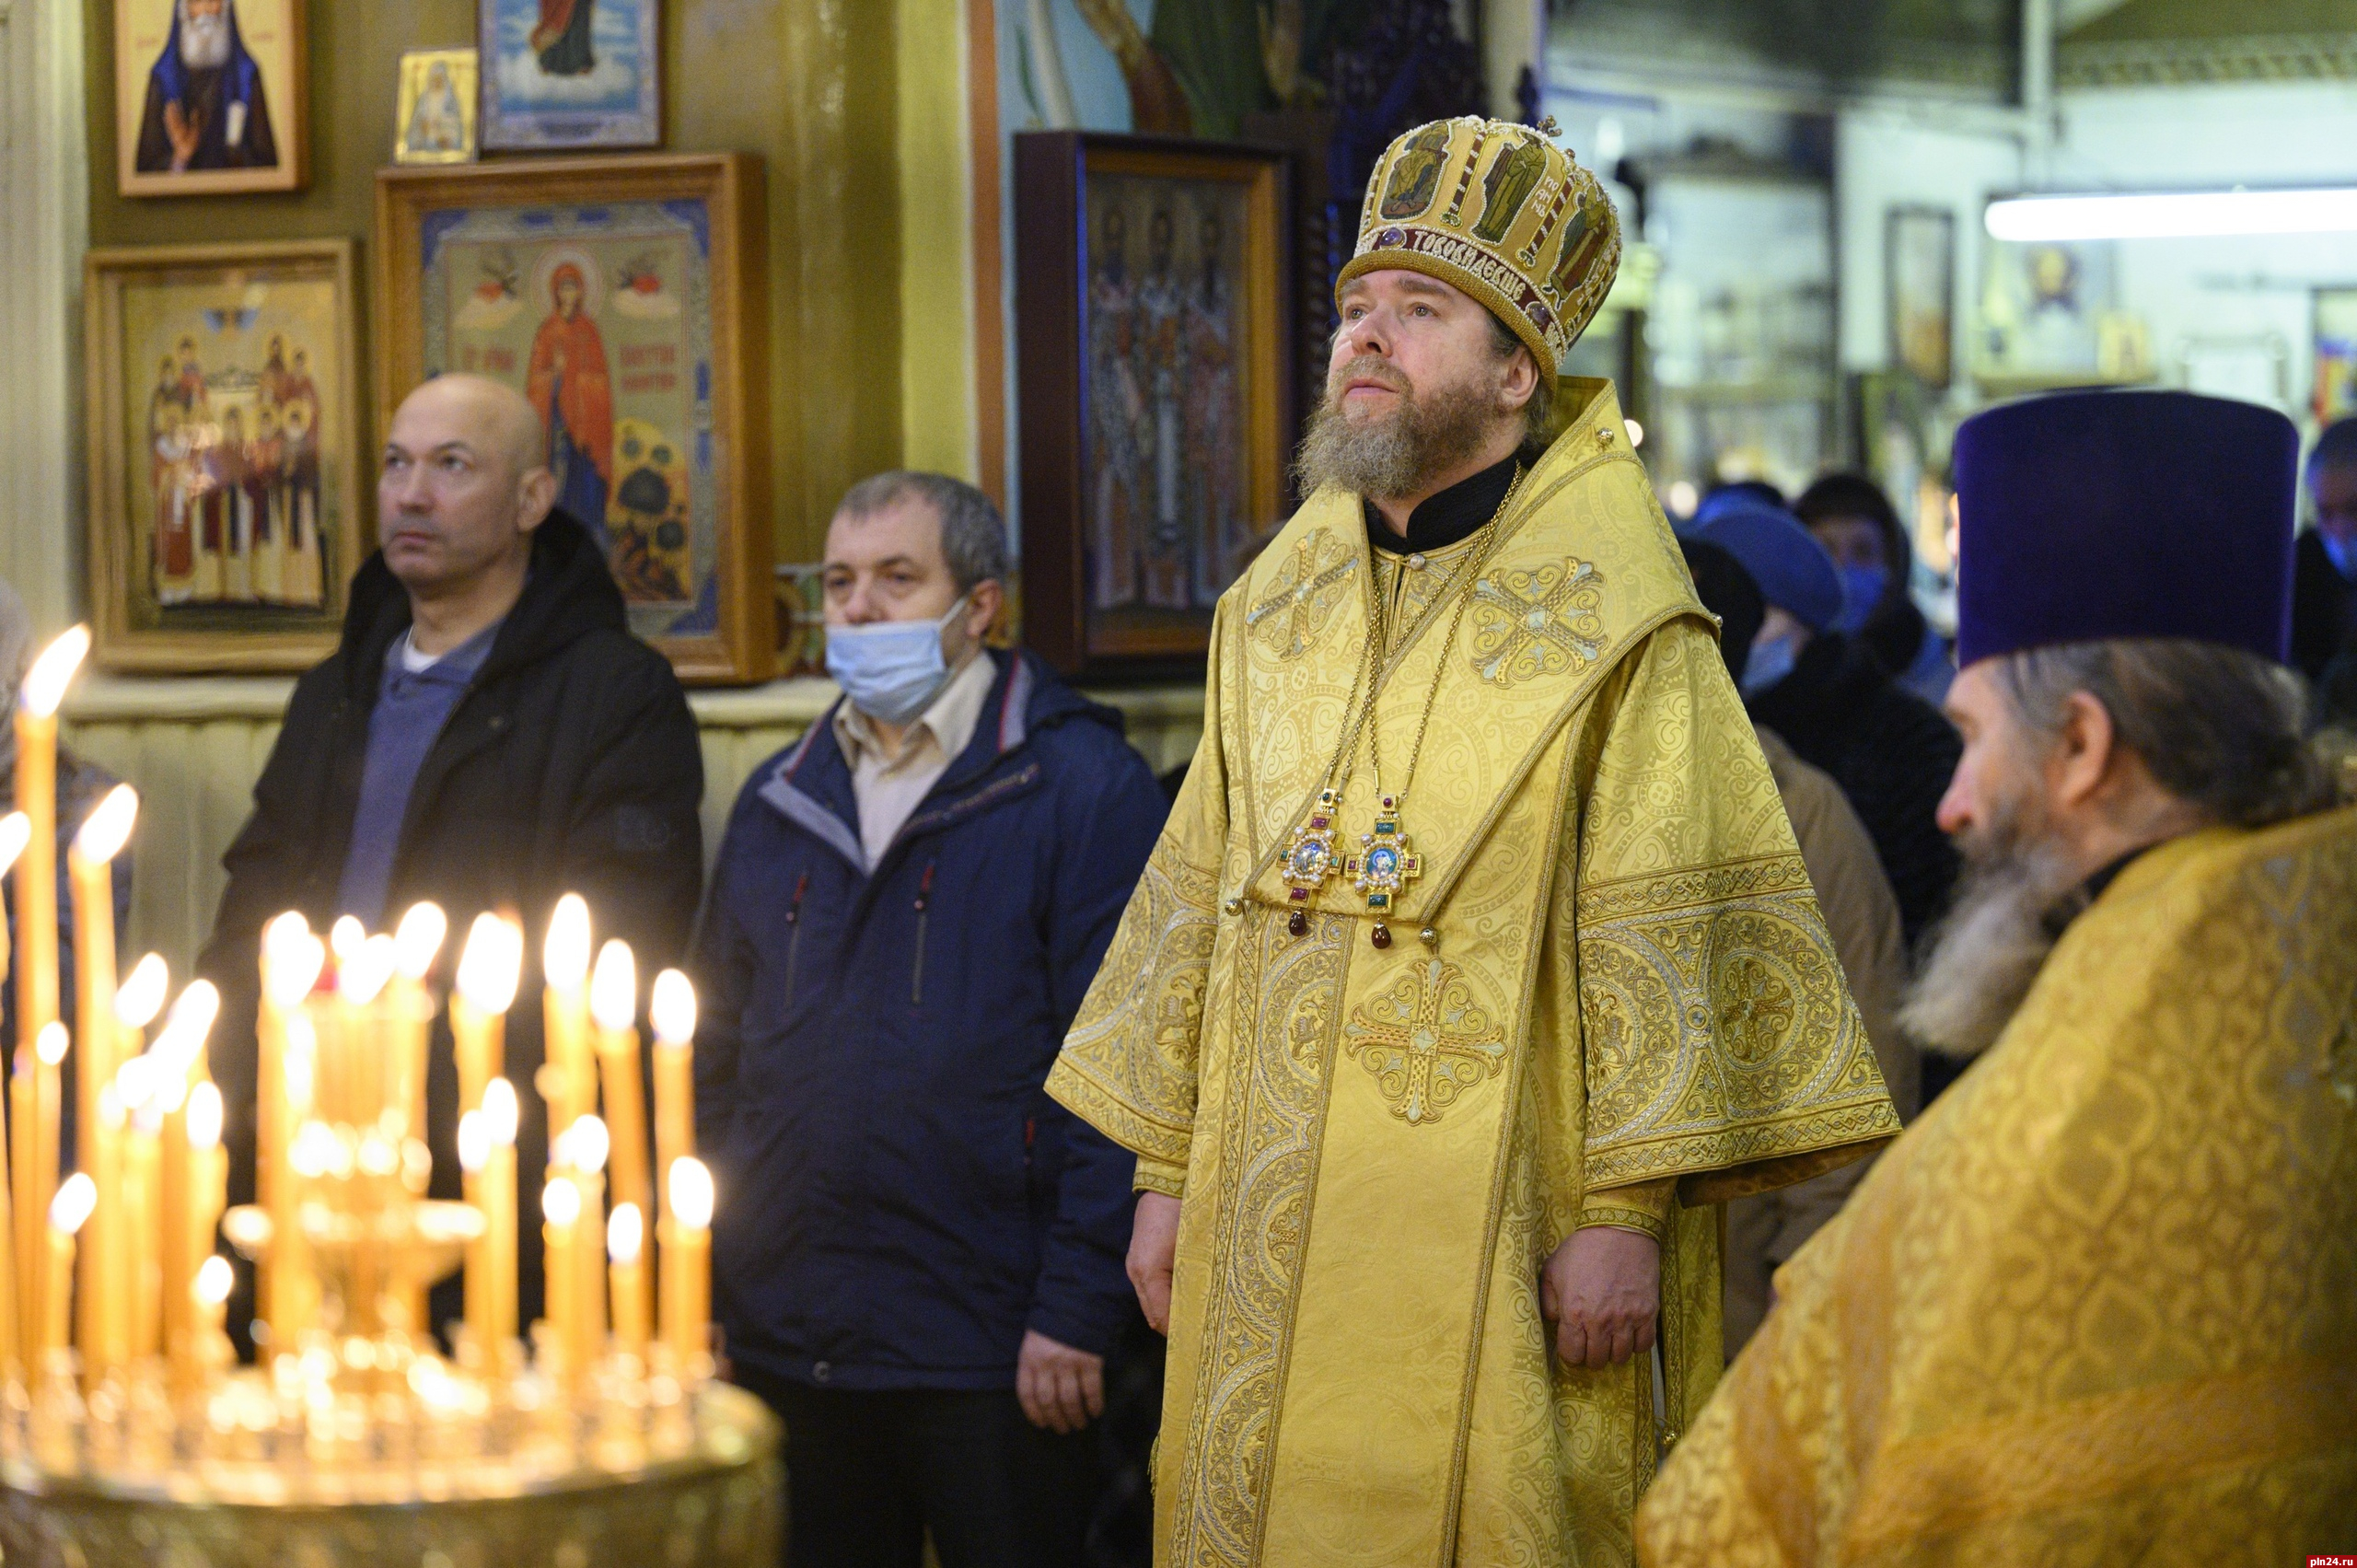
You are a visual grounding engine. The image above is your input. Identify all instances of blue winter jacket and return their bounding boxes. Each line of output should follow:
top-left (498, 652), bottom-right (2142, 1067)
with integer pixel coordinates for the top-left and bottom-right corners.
top-left (692, 649), bottom-right (1167, 1392)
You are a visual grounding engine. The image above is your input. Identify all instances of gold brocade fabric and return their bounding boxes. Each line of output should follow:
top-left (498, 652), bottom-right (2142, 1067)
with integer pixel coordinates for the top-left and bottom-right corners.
top-left (1635, 809), bottom-right (2357, 1567)
top-left (1049, 380), bottom-right (1900, 1567)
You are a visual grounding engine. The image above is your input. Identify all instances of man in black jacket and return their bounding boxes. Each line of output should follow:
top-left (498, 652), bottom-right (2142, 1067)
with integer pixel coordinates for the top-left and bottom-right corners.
top-left (198, 374), bottom-right (704, 1331)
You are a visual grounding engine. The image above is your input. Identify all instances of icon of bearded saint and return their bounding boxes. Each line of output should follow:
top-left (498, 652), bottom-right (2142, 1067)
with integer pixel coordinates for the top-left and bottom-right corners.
top-left (134, 0), bottom-right (278, 174)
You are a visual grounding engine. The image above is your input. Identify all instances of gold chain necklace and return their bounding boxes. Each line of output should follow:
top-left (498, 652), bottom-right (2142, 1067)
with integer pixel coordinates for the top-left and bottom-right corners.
top-left (1276, 465), bottom-right (1525, 949)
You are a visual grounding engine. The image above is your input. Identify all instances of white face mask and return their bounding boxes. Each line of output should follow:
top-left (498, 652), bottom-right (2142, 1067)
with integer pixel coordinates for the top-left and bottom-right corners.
top-left (824, 593), bottom-right (971, 726)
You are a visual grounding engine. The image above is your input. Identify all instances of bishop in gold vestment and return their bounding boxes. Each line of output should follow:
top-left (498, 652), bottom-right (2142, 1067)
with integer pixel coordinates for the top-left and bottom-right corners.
top-left (1638, 389), bottom-right (2357, 1564)
top-left (1049, 117), bottom-right (1900, 1567)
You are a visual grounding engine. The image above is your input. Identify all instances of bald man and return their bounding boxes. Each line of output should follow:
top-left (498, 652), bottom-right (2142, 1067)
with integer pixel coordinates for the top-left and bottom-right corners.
top-left (199, 374), bottom-right (703, 1337)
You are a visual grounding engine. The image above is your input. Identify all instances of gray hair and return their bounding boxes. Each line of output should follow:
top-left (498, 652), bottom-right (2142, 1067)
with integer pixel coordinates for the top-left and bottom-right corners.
top-left (1483, 311), bottom-right (1556, 458)
top-left (834, 470), bottom-right (1009, 593)
top-left (1994, 637), bottom-right (2336, 830)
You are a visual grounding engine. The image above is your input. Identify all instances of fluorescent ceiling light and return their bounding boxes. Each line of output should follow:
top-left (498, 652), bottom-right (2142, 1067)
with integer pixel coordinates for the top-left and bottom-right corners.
top-left (1985, 188), bottom-right (2357, 242)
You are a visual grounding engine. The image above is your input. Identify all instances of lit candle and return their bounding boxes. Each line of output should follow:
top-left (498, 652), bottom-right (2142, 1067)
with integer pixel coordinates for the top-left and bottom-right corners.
top-left (259, 923), bottom-right (321, 1342)
top-left (0, 812), bottom-right (24, 1365)
top-left (45, 1172), bottom-right (94, 1360)
top-left (458, 1109), bottom-right (492, 1364)
top-left (26, 1023), bottom-right (66, 1360)
top-left (391, 902), bottom-right (446, 1136)
top-left (540, 1177), bottom-right (579, 1376)
top-left (185, 1083), bottom-right (227, 1310)
top-left (661, 1156), bottom-right (713, 1371)
top-left (649, 969), bottom-right (696, 1229)
top-left (563, 1115), bottom-right (610, 1377)
top-left (113, 958), bottom-right (168, 1363)
top-left (335, 934), bottom-right (397, 1130)
top-left (607, 1202), bottom-right (649, 1362)
top-left (589, 941), bottom-right (653, 1282)
top-left (192, 1254), bottom-right (233, 1381)
top-left (542, 895), bottom-right (595, 1131)
top-left (14, 630), bottom-right (86, 1351)
top-left (451, 913), bottom-right (521, 1118)
top-left (149, 979), bottom-right (217, 1378)
top-left (0, 809), bottom-right (26, 989)
top-left (482, 1078), bottom-right (520, 1352)
top-left (67, 784), bottom-right (136, 1375)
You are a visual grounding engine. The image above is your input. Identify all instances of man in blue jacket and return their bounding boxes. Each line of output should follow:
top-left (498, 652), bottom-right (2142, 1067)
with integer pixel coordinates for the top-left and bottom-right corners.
top-left (694, 471), bottom-right (1166, 1568)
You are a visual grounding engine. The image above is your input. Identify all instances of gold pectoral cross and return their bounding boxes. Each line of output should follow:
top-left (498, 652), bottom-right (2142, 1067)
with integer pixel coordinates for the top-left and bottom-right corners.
top-left (1341, 958), bottom-right (1507, 1125)
top-left (1344, 799), bottom-right (1422, 917)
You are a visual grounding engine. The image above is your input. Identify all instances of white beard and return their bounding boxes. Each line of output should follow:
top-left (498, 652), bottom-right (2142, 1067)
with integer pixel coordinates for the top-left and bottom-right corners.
top-left (180, 7), bottom-right (233, 70)
top-left (1898, 828), bottom-right (2087, 1062)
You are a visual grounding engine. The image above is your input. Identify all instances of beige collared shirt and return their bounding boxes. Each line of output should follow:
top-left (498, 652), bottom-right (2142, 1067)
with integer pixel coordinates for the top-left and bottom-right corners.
top-left (831, 649), bottom-right (997, 868)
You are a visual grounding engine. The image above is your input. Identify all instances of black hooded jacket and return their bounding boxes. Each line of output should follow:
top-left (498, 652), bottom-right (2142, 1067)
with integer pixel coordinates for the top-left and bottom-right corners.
top-left (197, 513), bottom-right (704, 1318)
top-left (1746, 631), bottom-right (1961, 953)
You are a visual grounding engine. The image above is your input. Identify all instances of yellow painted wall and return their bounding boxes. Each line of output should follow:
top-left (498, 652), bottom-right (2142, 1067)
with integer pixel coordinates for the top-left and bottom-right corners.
top-left (82, 0), bottom-right (944, 564)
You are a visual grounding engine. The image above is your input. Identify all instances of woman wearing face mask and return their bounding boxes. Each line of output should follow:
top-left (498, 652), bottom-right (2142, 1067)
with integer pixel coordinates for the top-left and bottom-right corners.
top-left (1794, 471), bottom-right (1954, 704)
top-left (1687, 501), bottom-right (1962, 975)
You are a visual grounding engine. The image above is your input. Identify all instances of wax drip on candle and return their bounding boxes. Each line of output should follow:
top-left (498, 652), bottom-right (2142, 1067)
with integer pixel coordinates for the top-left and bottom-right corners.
top-left (457, 915), bottom-right (524, 1015)
top-left (18, 627), bottom-right (90, 718)
top-left (650, 970), bottom-right (697, 1046)
top-left (0, 811), bottom-right (29, 875)
top-left (544, 895), bottom-right (591, 991)
top-left (608, 1202), bottom-right (643, 1265)
top-left (73, 784), bottom-right (138, 864)
top-left (670, 1158), bottom-right (714, 1229)
top-left (393, 903), bottom-right (448, 981)
top-left (482, 1079), bottom-right (519, 1144)
top-left (589, 941), bottom-right (636, 1033)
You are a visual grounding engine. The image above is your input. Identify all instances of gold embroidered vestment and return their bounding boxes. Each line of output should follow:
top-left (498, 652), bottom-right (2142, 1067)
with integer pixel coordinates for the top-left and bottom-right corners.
top-left (1049, 382), bottom-right (1900, 1566)
top-left (1636, 809), bottom-right (2357, 1567)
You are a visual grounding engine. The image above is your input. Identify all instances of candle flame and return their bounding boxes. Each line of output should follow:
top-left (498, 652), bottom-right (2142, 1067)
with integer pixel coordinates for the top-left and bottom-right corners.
top-left (669, 1157), bottom-right (714, 1230)
top-left (562, 1114), bottom-right (610, 1175)
top-left (196, 1254), bottom-right (234, 1306)
top-left (72, 784), bottom-right (139, 865)
top-left (608, 1202), bottom-right (644, 1264)
top-left (116, 953), bottom-right (170, 1031)
top-left (339, 935), bottom-right (398, 1005)
top-left (19, 626), bottom-right (89, 718)
top-left (0, 812), bottom-right (29, 877)
top-left (543, 893), bottom-right (591, 991)
top-left (456, 913), bottom-right (524, 1015)
top-left (35, 1021), bottom-right (67, 1066)
top-left (115, 1053), bottom-right (158, 1114)
top-left (329, 915), bottom-right (366, 964)
top-left (650, 969), bottom-right (697, 1046)
top-left (482, 1077), bottom-right (519, 1145)
top-left (51, 1171), bottom-right (95, 1234)
top-left (265, 928), bottom-right (327, 1009)
top-left (542, 1178), bottom-right (581, 1226)
top-left (187, 1080), bottom-right (224, 1151)
top-left (393, 901), bottom-right (448, 981)
top-left (457, 1110), bottom-right (488, 1173)
top-left (589, 939), bottom-right (637, 1034)
top-left (155, 980), bottom-right (222, 1080)
top-left (289, 1120), bottom-right (341, 1179)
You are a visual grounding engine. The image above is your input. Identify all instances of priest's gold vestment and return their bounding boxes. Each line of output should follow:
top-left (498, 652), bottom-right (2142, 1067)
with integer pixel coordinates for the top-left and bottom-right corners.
top-left (1636, 807), bottom-right (2357, 1567)
top-left (1049, 382), bottom-right (1902, 1566)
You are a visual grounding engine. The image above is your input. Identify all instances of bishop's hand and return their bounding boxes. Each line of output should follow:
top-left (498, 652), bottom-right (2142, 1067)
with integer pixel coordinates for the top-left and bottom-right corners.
top-left (1540, 1225), bottom-right (1660, 1369)
top-left (163, 100), bottom-right (204, 172)
top-left (1129, 1191), bottom-right (1181, 1335)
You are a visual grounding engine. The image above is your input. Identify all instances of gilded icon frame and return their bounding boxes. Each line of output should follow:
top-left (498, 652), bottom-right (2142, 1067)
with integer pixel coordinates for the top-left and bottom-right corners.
top-left (394, 48), bottom-right (481, 168)
top-left (375, 155), bottom-right (774, 685)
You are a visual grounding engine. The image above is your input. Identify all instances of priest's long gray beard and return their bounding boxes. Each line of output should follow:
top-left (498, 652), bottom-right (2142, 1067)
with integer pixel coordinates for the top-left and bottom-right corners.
top-left (181, 4), bottom-right (233, 69)
top-left (1292, 355), bottom-right (1498, 504)
top-left (1898, 809), bottom-right (2087, 1061)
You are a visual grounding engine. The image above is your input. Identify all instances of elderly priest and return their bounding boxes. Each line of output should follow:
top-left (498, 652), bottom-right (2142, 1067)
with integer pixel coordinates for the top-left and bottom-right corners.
top-left (1048, 116), bottom-right (1901, 1566)
top-left (1638, 388), bottom-right (2357, 1564)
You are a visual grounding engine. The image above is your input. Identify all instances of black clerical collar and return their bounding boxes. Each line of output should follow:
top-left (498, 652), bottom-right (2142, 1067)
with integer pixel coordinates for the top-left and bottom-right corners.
top-left (1364, 455), bottom-right (1520, 556)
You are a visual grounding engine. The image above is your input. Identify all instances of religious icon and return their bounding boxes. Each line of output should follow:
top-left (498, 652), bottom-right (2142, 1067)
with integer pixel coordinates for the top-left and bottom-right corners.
top-left (480, 0), bottom-right (660, 151)
top-left (1885, 206), bottom-right (1954, 391)
top-left (85, 241), bottom-right (361, 671)
top-left (394, 49), bottom-right (479, 167)
top-left (1015, 134), bottom-right (1294, 678)
top-left (116, 0), bottom-right (307, 196)
top-left (1973, 234), bottom-right (2146, 393)
top-left (376, 156), bottom-right (774, 684)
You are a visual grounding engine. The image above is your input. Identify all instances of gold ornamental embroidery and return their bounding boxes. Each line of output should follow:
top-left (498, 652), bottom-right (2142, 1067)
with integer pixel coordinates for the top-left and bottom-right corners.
top-left (1341, 958), bottom-right (1508, 1125)
top-left (1469, 558), bottom-right (1606, 685)
top-left (1245, 530), bottom-right (1356, 659)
